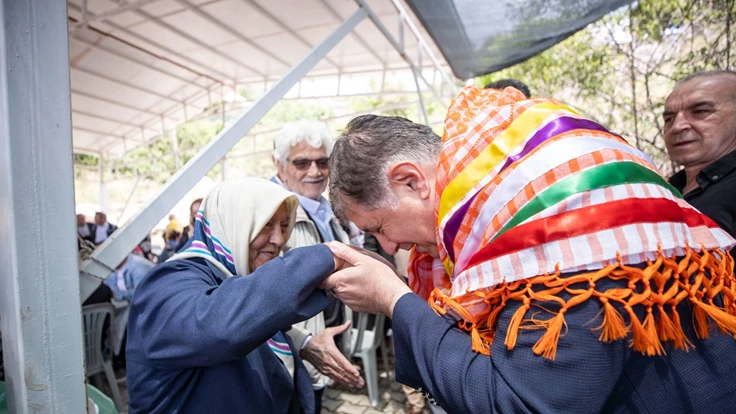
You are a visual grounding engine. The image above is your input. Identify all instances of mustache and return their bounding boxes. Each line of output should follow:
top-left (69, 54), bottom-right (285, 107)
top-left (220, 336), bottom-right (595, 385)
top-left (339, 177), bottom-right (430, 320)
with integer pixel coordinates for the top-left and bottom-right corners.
top-left (301, 177), bottom-right (325, 183)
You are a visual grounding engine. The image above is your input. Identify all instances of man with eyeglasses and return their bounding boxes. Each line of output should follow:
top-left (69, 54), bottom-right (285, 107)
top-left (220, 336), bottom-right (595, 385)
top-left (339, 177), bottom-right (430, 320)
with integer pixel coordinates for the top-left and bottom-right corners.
top-left (271, 120), bottom-right (365, 410)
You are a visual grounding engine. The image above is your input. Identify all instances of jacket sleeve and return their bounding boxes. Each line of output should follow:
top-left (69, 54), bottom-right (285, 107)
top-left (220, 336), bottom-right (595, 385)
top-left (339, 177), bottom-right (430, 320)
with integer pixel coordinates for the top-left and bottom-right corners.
top-left (286, 325), bottom-right (312, 350)
top-left (283, 221), bottom-right (321, 254)
top-left (131, 244), bottom-right (334, 369)
top-left (391, 293), bottom-right (631, 413)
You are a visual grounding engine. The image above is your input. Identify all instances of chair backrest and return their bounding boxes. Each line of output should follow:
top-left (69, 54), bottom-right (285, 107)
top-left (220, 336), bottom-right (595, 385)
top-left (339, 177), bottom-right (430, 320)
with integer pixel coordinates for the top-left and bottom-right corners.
top-left (349, 312), bottom-right (386, 355)
top-left (82, 303), bottom-right (114, 376)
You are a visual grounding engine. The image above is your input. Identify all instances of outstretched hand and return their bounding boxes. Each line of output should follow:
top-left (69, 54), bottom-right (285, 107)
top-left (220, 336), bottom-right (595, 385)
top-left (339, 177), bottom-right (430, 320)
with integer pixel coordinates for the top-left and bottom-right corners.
top-left (300, 320), bottom-right (364, 388)
top-left (321, 242), bottom-right (412, 316)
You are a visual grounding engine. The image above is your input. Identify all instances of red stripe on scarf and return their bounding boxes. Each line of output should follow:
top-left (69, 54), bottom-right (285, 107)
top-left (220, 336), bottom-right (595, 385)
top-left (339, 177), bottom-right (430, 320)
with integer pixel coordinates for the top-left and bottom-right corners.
top-left (463, 197), bottom-right (720, 271)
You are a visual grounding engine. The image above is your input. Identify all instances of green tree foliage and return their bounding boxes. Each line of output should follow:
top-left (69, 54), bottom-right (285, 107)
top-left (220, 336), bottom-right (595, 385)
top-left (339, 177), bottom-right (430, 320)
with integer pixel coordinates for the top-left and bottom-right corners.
top-left (478, 0), bottom-right (735, 175)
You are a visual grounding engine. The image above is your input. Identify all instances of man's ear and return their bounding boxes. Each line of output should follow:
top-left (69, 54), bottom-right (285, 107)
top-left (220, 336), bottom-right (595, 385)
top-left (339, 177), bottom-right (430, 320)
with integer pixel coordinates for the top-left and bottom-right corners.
top-left (275, 158), bottom-right (286, 175)
top-left (387, 161), bottom-right (431, 200)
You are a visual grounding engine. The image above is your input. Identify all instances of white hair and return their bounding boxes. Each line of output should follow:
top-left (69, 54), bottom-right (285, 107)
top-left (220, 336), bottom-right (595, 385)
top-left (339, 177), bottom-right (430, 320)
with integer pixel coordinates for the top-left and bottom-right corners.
top-left (272, 120), bottom-right (334, 165)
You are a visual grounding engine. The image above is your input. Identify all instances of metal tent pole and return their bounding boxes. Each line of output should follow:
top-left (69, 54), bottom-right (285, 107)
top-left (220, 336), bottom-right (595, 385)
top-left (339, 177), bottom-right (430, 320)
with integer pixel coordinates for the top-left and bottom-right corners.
top-left (0, 0), bottom-right (87, 411)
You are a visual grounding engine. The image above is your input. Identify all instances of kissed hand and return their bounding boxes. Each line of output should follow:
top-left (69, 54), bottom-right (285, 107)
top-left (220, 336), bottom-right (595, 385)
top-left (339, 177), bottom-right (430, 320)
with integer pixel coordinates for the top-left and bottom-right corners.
top-left (321, 242), bottom-right (412, 316)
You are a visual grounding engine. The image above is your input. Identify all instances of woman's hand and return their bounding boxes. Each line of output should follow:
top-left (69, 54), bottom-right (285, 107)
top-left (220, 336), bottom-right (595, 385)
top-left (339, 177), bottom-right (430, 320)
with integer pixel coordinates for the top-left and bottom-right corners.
top-left (320, 242), bottom-right (411, 316)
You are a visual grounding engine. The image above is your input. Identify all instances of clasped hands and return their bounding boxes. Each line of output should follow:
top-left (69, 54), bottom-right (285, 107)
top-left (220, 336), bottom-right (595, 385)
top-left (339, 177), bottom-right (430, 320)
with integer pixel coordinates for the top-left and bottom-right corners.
top-left (302, 242), bottom-right (411, 389)
top-left (322, 241), bottom-right (412, 317)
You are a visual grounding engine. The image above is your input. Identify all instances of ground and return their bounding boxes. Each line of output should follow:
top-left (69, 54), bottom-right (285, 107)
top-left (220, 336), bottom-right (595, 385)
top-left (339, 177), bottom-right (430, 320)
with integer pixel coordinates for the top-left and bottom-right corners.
top-left (111, 359), bottom-right (432, 414)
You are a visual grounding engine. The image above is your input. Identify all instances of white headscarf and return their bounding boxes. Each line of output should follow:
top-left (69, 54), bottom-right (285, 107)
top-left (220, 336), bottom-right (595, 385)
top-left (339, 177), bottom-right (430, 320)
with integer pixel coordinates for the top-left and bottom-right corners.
top-left (170, 177), bottom-right (298, 277)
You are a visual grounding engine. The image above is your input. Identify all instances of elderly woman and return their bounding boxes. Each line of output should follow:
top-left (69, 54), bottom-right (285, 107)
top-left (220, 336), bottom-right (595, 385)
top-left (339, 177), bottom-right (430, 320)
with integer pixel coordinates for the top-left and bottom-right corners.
top-left (126, 178), bottom-right (347, 413)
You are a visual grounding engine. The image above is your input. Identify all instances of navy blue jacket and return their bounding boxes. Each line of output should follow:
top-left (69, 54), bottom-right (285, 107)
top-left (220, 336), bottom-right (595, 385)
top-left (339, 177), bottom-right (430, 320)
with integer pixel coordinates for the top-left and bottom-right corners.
top-left (126, 244), bottom-right (334, 413)
top-left (392, 277), bottom-right (736, 413)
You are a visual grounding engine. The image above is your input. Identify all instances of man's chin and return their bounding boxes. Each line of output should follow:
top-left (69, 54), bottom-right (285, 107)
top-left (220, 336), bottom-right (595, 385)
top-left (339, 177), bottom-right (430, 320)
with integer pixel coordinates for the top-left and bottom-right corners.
top-left (416, 245), bottom-right (440, 258)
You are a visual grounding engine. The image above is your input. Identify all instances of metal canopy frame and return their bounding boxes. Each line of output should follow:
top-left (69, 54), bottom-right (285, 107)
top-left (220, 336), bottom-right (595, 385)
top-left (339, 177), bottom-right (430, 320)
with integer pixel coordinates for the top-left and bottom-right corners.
top-left (80, 0), bottom-right (455, 295)
top-left (1, 0), bottom-right (457, 411)
top-left (67, 0), bottom-right (454, 159)
top-left (1, 0), bottom-right (87, 412)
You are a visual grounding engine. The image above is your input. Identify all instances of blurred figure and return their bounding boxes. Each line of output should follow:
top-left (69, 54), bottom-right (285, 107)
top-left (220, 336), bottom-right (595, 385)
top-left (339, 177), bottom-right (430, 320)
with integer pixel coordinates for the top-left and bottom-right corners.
top-left (77, 213), bottom-right (95, 244)
top-left (164, 214), bottom-right (183, 242)
top-left (484, 78), bottom-right (531, 98)
top-left (105, 253), bottom-right (154, 303)
top-left (176, 198), bottom-right (203, 252)
top-left (158, 230), bottom-right (181, 263)
top-left (93, 212), bottom-right (117, 246)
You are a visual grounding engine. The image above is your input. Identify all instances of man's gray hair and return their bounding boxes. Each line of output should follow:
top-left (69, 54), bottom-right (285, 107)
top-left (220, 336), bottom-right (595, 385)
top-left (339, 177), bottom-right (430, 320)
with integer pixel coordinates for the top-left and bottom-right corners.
top-left (329, 115), bottom-right (442, 220)
top-left (272, 120), bottom-right (334, 164)
top-left (676, 70), bottom-right (736, 89)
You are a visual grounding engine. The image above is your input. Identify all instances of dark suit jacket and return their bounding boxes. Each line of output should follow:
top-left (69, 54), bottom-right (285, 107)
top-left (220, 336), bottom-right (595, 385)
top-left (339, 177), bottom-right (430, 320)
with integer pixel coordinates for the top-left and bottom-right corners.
top-left (392, 272), bottom-right (736, 413)
top-left (126, 244), bottom-right (333, 413)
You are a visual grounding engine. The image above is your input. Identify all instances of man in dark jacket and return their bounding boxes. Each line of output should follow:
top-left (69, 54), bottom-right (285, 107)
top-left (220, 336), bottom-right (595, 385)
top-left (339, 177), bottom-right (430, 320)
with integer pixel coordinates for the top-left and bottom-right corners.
top-left (77, 214), bottom-right (95, 244)
top-left (323, 89), bottom-right (736, 414)
top-left (92, 212), bottom-right (118, 246)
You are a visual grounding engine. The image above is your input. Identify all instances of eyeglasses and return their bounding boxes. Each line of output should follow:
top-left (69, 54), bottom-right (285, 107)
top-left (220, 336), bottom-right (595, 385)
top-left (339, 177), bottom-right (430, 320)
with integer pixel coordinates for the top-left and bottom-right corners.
top-left (289, 157), bottom-right (329, 171)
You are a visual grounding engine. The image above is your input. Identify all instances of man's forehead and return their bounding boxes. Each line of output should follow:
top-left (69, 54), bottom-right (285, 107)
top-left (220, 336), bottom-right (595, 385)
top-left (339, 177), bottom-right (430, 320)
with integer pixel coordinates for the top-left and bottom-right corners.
top-left (341, 201), bottom-right (381, 229)
top-left (289, 142), bottom-right (326, 158)
top-left (669, 75), bottom-right (735, 106)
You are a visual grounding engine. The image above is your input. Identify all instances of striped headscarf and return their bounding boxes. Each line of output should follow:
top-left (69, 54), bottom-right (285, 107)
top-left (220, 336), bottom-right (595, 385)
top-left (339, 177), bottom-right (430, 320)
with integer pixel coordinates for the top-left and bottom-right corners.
top-left (410, 85), bottom-right (736, 359)
top-left (169, 177), bottom-right (300, 375)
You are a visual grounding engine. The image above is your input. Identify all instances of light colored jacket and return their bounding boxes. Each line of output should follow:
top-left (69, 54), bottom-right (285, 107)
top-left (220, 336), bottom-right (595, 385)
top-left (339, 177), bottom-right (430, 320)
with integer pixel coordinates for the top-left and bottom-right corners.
top-left (283, 201), bottom-right (350, 389)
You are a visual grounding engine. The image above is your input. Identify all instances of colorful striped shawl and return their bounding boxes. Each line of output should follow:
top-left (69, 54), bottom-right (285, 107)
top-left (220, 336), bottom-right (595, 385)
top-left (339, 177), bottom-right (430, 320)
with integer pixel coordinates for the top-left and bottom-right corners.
top-left (409, 86), bottom-right (736, 359)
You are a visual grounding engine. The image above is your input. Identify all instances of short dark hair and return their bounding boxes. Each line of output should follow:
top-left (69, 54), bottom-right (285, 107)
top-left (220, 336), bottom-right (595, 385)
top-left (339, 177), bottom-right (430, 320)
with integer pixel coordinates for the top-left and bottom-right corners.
top-left (95, 212), bottom-right (106, 220)
top-left (675, 70), bottom-right (736, 101)
top-left (329, 115), bottom-right (442, 221)
top-left (483, 78), bottom-right (531, 98)
top-left (676, 69), bottom-right (736, 85)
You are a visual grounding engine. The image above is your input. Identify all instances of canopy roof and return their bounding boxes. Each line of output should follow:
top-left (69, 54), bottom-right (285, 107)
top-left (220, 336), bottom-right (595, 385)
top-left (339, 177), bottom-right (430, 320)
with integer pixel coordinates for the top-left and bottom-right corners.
top-left (406, 0), bottom-right (634, 80)
top-left (67, 0), bottom-right (450, 159)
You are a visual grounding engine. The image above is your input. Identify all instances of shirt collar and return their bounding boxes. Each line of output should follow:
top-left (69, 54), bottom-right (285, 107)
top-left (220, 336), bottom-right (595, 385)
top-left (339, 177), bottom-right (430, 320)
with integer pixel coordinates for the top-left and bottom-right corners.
top-left (669, 150), bottom-right (736, 193)
top-left (700, 149), bottom-right (736, 184)
top-left (294, 193), bottom-right (331, 217)
top-left (273, 174), bottom-right (332, 217)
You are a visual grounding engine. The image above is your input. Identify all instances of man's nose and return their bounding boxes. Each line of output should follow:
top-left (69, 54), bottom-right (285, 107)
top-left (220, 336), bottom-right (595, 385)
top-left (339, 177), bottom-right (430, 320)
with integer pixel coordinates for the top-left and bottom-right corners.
top-left (376, 234), bottom-right (399, 255)
top-left (307, 161), bottom-right (321, 176)
top-left (669, 112), bottom-right (690, 135)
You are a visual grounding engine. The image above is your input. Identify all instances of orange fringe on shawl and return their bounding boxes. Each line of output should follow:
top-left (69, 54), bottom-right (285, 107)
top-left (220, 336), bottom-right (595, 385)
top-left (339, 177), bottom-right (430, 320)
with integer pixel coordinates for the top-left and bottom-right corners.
top-left (428, 246), bottom-right (736, 361)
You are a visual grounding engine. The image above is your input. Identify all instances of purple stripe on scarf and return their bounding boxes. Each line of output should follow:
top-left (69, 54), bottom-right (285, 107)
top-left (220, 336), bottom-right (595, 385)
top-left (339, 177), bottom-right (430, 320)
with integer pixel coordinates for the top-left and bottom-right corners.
top-left (442, 191), bottom-right (479, 263)
top-left (191, 239), bottom-right (234, 263)
top-left (212, 243), bottom-right (234, 262)
top-left (440, 116), bottom-right (610, 265)
top-left (190, 241), bottom-right (209, 250)
top-left (267, 339), bottom-right (292, 352)
top-left (498, 116), bottom-right (609, 173)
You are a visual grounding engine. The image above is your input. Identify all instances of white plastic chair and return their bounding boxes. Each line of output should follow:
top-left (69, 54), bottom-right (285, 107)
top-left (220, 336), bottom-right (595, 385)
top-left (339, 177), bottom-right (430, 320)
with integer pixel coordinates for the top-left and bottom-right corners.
top-left (82, 303), bottom-right (124, 412)
top-left (349, 312), bottom-right (390, 407)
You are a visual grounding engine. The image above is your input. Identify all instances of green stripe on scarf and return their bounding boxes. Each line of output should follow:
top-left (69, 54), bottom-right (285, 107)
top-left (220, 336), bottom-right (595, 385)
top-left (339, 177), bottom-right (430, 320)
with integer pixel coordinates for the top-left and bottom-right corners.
top-left (492, 161), bottom-right (683, 242)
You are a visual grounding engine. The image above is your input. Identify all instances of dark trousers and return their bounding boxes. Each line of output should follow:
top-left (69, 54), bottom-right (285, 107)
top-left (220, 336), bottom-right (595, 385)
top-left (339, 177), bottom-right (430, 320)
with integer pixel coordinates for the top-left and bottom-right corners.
top-left (314, 388), bottom-right (325, 413)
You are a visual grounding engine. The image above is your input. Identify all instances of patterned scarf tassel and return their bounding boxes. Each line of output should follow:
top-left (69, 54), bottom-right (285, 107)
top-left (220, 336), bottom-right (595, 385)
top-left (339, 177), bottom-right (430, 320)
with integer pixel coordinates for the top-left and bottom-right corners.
top-left (430, 247), bottom-right (736, 361)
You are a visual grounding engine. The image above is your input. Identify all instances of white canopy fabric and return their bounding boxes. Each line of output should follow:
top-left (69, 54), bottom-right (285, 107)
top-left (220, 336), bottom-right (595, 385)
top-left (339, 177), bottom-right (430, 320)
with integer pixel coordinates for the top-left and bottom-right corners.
top-left (67, 0), bottom-right (451, 159)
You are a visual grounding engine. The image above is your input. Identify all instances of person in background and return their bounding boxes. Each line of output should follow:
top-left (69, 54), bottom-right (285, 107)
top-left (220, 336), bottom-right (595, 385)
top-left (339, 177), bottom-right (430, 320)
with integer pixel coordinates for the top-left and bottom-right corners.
top-left (77, 213), bottom-right (95, 244)
top-left (175, 198), bottom-right (203, 252)
top-left (272, 120), bottom-right (364, 411)
top-left (158, 230), bottom-right (181, 263)
top-left (664, 70), bottom-right (736, 249)
top-left (324, 87), bottom-right (736, 413)
top-left (134, 234), bottom-right (155, 262)
top-left (105, 253), bottom-right (155, 303)
top-left (164, 214), bottom-right (183, 242)
top-left (126, 178), bottom-right (352, 413)
top-left (484, 78), bottom-right (531, 98)
top-left (93, 212), bottom-right (118, 246)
